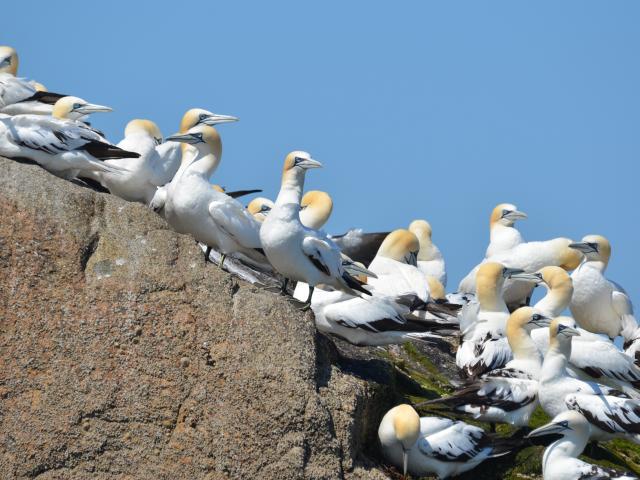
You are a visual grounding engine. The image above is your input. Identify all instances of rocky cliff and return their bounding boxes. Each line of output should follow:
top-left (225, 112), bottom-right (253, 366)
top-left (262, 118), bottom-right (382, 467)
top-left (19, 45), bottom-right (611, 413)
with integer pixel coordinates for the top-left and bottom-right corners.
top-left (0, 157), bottom-right (413, 479)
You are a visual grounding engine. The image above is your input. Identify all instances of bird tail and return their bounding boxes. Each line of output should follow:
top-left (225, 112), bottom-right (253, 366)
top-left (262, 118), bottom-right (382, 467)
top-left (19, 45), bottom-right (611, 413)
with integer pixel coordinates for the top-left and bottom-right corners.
top-left (342, 272), bottom-right (372, 296)
top-left (226, 188), bottom-right (262, 199)
top-left (488, 429), bottom-right (533, 457)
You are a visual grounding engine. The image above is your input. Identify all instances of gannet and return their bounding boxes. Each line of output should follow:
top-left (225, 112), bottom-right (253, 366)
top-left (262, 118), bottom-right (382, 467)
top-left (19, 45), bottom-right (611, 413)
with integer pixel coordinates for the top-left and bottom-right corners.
top-left (50, 95), bottom-right (112, 121)
top-left (0, 112), bottom-right (137, 179)
top-left (378, 404), bottom-right (510, 479)
top-left (423, 307), bottom-right (549, 426)
top-left (539, 318), bottom-right (640, 444)
top-left (0, 46), bottom-right (68, 116)
top-left (150, 108), bottom-right (239, 215)
top-left (86, 119), bottom-right (167, 204)
top-left (486, 203), bottom-right (528, 257)
top-left (527, 411), bottom-right (638, 480)
top-left (163, 125), bottom-right (267, 269)
top-left (458, 237), bottom-right (583, 311)
top-left (293, 283), bottom-right (453, 346)
top-left (512, 267), bottom-right (640, 394)
top-left (247, 197), bottom-right (274, 223)
top-left (569, 235), bottom-right (637, 341)
top-left (260, 151), bottom-right (372, 303)
top-left (456, 262), bottom-right (523, 378)
top-left (299, 190), bottom-right (333, 230)
top-left (408, 219), bottom-right (447, 287)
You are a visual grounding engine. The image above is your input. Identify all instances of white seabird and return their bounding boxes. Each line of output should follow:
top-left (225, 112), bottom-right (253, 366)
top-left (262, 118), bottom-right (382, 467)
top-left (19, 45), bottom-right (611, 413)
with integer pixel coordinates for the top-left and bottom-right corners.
top-left (512, 267), bottom-right (640, 394)
top-left (260, 151), bottom-right (373, 303)
top-left (247, 197), bottom-right (275, 223)
top-left (456, 262), bottom-right (523, 378)
top-left (422, 307), bottom-right (549, 427)
top-left (569, 235), bottom-right (637, 341)
top-left (299, 190), bottom-right (333, 230)
top-left (408, 219), bottom-right (447, 287)
top-left (527, 411), bottom-right (638, 480)
top-left (378, 404), bottom-right (511, 479)
top-left (0, 110), bottom-right (137, 179)
top-left (539, 318), bottom-right (640, 444)
top-left (163, 125), bottom-right (267, 269)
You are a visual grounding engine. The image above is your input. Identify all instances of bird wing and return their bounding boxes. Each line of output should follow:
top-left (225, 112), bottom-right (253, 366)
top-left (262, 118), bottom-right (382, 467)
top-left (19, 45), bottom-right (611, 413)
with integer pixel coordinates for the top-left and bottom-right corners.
top-left (8, 115), bottom-right (104, 154)
top-left (301, 235), bottom-right (341, 278)
top-left (566, 391), bottom-right (640, 436)
top-left (575, 462), bottom-right (638, 480)
top-left (0, 74), bottom-right (36, 107)
top-left (417, 421), bottom-right (489, 462)
top-left (611, 285), bottom-right (638, 340)
top-left (330, 229), bottom-right (389, 266)
top-left (456, 330), bottom-right (512, 379)
top-left (323, 297), bottom-right (405, 332)
top-left (208, 197), bottom-right (262, 249)
top-left (571, 337), bottom-right (640, 388)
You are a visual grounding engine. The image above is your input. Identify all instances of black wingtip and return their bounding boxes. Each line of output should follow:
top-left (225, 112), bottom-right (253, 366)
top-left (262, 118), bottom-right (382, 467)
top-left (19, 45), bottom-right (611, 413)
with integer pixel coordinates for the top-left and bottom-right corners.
top-left (342, 272), bottom-right (372, 296)
top-left (227, 189), bottom-right (263, 199)
top-left (82, 141), bottom-right (141, 160)
top-left (19, 90), bottom-right (68, 105)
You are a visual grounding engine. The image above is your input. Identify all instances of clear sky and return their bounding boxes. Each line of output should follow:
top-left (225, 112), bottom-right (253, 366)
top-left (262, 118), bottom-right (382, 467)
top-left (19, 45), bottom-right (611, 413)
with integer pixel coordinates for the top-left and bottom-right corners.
top-left (4, 1), bottom-right (638, 304)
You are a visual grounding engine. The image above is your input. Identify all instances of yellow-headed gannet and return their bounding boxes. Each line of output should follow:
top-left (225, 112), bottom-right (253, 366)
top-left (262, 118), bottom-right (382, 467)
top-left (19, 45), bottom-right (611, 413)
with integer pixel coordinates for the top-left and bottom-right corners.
top-left (86, 119), bottom-right (167, 204)
top-left (150, 108), bottom-right (239, 215)
top-left (456, 262), bottom-right (526, 378)
top-left (0, 110), bottom-right (137, 179)
top-left (260, 151), bottom-right (374, 303)
top-left (162, 125), bottom-right (267, 269)
top-left (0, 46), bottom-right (68, 116)
top-left (486, 203), bottom-right (528, 258)
top-left (247, 197), bottom-right (275, 223)
top-left (378, 404), bottom-right (512, 479)
top-left (459, 237), bottom-right (583, 311)
top-left (512, 267), bottom-right (640, 394)
top-left (423, 307), bottom-right (549, 426)
top-left (569, 235), bottom-right (637, 342)
top-left (539, 318), bottom-right (640, 444)
top-left (409, 219), bottom-right (447, 287)
top-left (527, 411), bottom-right (638, 480)
top-left (51, 95), bottom-right (112, 122)
top-left (299, 190), bottom-right (333, 230)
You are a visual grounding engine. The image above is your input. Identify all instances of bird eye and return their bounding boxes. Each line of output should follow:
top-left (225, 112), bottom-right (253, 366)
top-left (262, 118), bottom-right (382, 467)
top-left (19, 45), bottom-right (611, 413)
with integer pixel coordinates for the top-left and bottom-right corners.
top-left (73, 103), bottom-right (82, 110)
top-left (502, 209), bottom-right (511, 217)
top-left (293, 156), bottom-right (304, 166)
top-left (558, 420), bottom-right (569, 428)
top-left (588, 242), bottom-right (599, 252)
top-left (199, 113), bottom-right (208, 121)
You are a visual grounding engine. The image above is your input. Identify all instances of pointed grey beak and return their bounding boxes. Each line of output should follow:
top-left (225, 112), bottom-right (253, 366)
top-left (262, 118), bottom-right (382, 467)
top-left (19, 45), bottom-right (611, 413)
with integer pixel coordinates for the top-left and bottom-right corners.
top-left (341, 258), bottom-right (378, 279)
top-left (200, 113), bottom-right (239, 126)
top-left (558, 324), bottom-right (581, 337)
top-left (75, 103), bottom-right (113, 114)
top-left (164, 132), bottom-right (201, 144)
top-left (404, 251), bottom-right (418, 267)
top-left (569, 242), bottom-right (598, 254)
top-left (503, 267), bottom-right (525, 279)
top-left (526, 421), bottom-right (570, 438)
top-left (402, 449), bottom-right (409, 476)
top-left (508, 272), bottom-right (544, 284)
top-left (296, 157), bottom-right (323, 170)
top-left (503, 210), bottom-right (528, 221)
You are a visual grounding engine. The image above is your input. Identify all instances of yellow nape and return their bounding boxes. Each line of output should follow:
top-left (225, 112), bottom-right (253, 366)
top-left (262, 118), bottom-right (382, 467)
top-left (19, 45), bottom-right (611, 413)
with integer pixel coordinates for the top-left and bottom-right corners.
top-left (583, 234), bottom-right (612, 265)
top-left (490, 203), bottom-right (517, 226)
top-left (301, 190), bottom-right (333, 228)
top-left (52, 96), bottom-right (82, 119)
top-left (558, 239), bottom-right (584, 271)
top-left (392, 404), bottom-right (420, 446)
top-left (475, 262), bottom-right (505, 310)
top-left (0, 46), bottom-right (18, 75)
top-left (426, 276), bottom-right (445, 300)
top-left (124, 119), bottom-right (162, 140)
top-left (377, 229), bottom-right (419, 262)
top-left (539, 266), bottom-right (571, 289)
top-left (506, 306), bottom-right (535, 336)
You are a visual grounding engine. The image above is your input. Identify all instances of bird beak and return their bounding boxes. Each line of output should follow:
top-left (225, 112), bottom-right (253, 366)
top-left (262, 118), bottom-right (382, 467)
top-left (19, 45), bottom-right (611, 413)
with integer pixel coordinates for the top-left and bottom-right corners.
top-left (200, 113), bottom-right (239, 126)
top-left (569, 242), bottom-right (597, 254)
top-left (526, 421), bottom-right (569, 438)
top-left (75, 103), bottom-right (113, 114)
top-left (297, 158), bottom-right (323, 170)
top-left (164, 133), bottom-right (201, 144)
top-left (503, 267), bottom-right (525, 279)
top-left (341, 260), bottom-right (378, 279)
top-left (558, 325), bottom-right (580, 337)
top-left (508, 272), bottom-right (544, 284)
top-left (402, 449), bottom-right (409, 477)
top-left (404, 251), bottom-right (418, 267)
top-left (503, 210), bottom-right (528, 221)
top-left (530, 315), bottom-right (551, 328)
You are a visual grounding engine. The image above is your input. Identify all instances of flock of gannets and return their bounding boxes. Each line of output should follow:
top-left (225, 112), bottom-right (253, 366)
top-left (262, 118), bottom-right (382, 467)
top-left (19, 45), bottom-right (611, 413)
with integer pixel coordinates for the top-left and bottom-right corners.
top-left (2, 45), bottom-right (639, 479)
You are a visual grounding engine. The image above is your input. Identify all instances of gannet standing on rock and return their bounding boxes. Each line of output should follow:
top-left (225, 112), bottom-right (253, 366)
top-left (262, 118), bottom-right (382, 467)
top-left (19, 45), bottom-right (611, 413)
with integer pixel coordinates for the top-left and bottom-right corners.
top-left (539, 318), bottom-right (640, 444)
top-left (527, 411), bottom-right (638, 480)
top-left (163, 125), bottom-right (267, 269)
top-left (260, 151), bottom-right (373, 303)
top-left (408, 219), bottom-right (447, 287)
top-left (512, 267), bottom-right (640, 394)
top-left (569, 235), bottom-right (637, 342)
top-left (459, 237), bottom-right (583, 311)
top-left (456, 262), bottom-right (523, 378)
top-left (422, 307), bottom-right (549, 426)
top-left (378, 404), bottom-right (512, 479)
top-left (0, 46), bottom-right (68, 116)
top-left (0, 108), bottom-right (137, 179)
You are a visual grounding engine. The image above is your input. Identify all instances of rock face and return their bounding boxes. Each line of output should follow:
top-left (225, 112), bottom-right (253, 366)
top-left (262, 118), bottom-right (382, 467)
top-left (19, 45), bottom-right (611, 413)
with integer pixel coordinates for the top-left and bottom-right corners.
top-left (0, 158), bottom-right (399, 479)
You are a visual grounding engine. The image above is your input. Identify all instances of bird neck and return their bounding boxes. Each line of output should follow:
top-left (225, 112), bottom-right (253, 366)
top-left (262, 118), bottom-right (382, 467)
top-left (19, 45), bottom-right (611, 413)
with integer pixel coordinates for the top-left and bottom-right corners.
top-left (276, 170), bottom-right (305, 206)
top-left (583, 259), bottom-right (607, 273)
top-left (186, 149), bottom-right (220, 179)
top-left (542, 339), bottom-right (570, 381)
top-left (477, 279), bottom-right (507, 312)
top-left (507, 326), bottom-right (541, 364)
top-left (543, 436), bottom-right (585, 472)
top-left (535, 286), bottom-right (572, 317)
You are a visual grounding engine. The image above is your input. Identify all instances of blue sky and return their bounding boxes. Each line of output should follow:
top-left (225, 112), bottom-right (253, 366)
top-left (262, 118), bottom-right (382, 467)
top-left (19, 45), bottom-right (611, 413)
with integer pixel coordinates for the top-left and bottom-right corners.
top-left (4, 1), bottom-right (638, 304)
